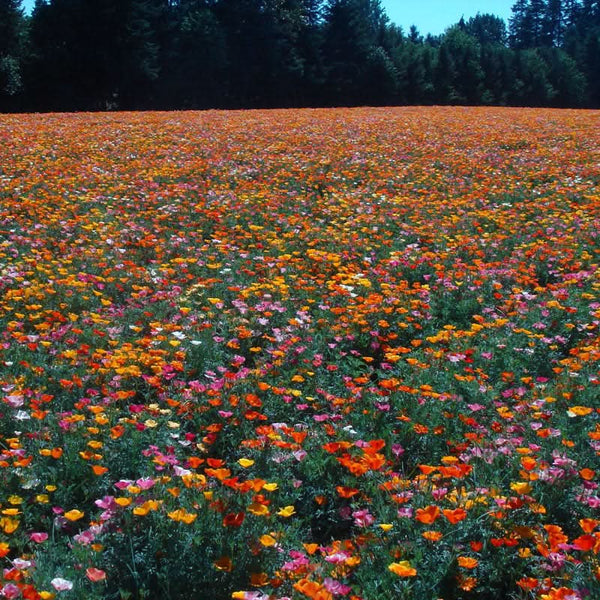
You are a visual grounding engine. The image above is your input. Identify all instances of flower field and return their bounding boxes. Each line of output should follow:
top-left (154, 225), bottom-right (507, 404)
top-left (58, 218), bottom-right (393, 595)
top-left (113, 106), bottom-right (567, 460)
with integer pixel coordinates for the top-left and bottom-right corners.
top-left (0, 107), bottom-right (599, 600)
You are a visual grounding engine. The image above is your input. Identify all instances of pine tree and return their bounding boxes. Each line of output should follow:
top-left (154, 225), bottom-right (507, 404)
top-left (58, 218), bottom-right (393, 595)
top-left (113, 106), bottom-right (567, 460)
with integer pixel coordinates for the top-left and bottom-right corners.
top-left (322, 0), bottom-right (395, 104)
top-left (27, 0), bottom-right (161, 110)
top-left (436, 25), bottom-right (484, 104)
top-left (480, 44), bottom-right (515, 104)
top-left (510, 0), bottom-right (548, 47)
top-left (544, 0), bottom-right (564, 46)
top-left (9, 0), bottom-right (600, 109)
top-left (542, 46), bottom-right (586, 105)
top-left (0, 0), bottom-right (25, 105)
top-left (0, 0), bottom-right (23, 55)
top-left (465, 13), bottom-right (508, 46)
top-left (161, 0), bottom-right (228, 108)
top-left (510, 0), bottom-right (534, 47)
top-left (511, 47), bottom-right (556, 104)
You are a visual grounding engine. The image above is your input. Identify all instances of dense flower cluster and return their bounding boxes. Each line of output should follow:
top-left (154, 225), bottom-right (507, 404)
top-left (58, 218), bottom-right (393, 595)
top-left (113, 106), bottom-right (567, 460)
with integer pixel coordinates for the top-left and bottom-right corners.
top-left (0, 107), bottom-right (598, 599)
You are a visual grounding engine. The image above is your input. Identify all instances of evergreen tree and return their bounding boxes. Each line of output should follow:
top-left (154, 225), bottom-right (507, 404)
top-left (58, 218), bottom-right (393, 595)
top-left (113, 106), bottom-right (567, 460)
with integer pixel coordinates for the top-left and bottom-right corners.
top-left (543, 0), bottom-right (565, 46)
top-left (295, 0), bottom-right (327, 105)
top-left (542, 46), bottom-right (586, 105)
top-left (510, 0), bottom-right (534, 47)
top-left (480, 44), bottom-right (515, 104)
top-left (160, 0), bottom-right (228, 108)
top-left (0, 0), bottom-right (25, 107)
top-left (5, 0), bottom-right (600, 110)
top-left (581, 24), bottom-right (600, 104)
top-left (263, 0), bottom-right (320, 106)
top-left (27, 0), bottom-right (160, 110)
top-left (408, 25), bottom-right (422, 43)
top-left (213, 0), bottom-right (311, 107)
top-left (511, 47), bottom-right (556, 104)
top-left (510, 0), bottom-right (548, 47)
top-left (396, 41), bottom-right (435, 104)
top-left (322, 0), bottom-right (395, 104)
top-left (112, 0), bottom-right (161, 108)
top-left (433, 43), bottom-right (454, 103)
top-left (435, 26), bottom-right (484, 104)
top-left (530, 0), bottom-right (550, 44)
top-left (0, 0), bottom-right (23, 55)
top-left (562, 0), bottom-right (600, 105)
top-left (465, 13), bottom-right (508, 46)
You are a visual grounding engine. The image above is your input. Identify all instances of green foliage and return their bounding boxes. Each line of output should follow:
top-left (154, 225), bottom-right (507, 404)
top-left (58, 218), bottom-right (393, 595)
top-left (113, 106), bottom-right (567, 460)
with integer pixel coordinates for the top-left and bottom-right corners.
top-left (0, 0), bottom-right (25, 107)
top-left (2, 0), bottom-right (600, 111)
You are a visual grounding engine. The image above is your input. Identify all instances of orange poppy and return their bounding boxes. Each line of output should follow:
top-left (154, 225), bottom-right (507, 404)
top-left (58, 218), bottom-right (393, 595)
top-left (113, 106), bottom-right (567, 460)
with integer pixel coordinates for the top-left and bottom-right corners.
top-left (415, 505), bottom-right (440, 524)
top-left (443, 508), bottom-right (467, 524)
top-left (457, 556), bottom-right (478, 569)
top-left (222, 512), bottom-right (245, 527)
top-left (388, 561), bottom-right (417, 577)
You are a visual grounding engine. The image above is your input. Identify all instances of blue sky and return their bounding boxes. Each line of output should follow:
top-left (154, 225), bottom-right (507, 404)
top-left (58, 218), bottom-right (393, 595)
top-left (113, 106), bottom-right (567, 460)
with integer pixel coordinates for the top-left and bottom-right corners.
top-left (21, 1), bottom-right (515, 37)
top-left (381, 1), bottom-right (514, 35)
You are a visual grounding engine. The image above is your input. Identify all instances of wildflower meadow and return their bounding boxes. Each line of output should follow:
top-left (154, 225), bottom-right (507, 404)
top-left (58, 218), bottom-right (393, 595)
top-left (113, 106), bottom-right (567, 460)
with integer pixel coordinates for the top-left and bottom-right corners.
top-left (0, 107), bottom-right (599, 600)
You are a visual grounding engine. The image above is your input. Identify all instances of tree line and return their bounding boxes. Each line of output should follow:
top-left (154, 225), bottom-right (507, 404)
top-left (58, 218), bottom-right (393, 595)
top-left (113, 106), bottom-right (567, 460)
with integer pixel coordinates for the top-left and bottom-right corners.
top-left (1, 0), bottom-right (599, 112)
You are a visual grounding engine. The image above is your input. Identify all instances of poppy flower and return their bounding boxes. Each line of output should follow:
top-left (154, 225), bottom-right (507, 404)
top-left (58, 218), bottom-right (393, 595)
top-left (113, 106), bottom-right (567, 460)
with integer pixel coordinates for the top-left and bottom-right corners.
top-left (388, 561), bottom-right (417, 577)
top-left (86, 567), bottom-right (107, 582)
top-left (580, 518), bottom-right (599, 533)
top-left (51, 578), bottom-right (73, 591)
top-left (457, 556), bottom-right (478, 569)
top-left (415, 505), bottom-right (440, 524)
top-left (213, 556), bottom-right (233, 572)
top-left (517, 578), bottom-right (539, 590)
top-left (167, 509), bottom-right (197, 524)
top-left (580, 468), bottom-right (595, 480)
top-left (259, 534), bottom-right (276, 547)
top-left (222, 512), bottom-right (245, 527)
top-left (571, 535), bottom-right (595, 551)
top-left (277, 505), bottom-right (296, 517)
top-left (63, 509), bottom-right (84, 521)
top-left (336, 486), bottom-right (359, 498)
top-left (443, 508), bottom-right (467, 524)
